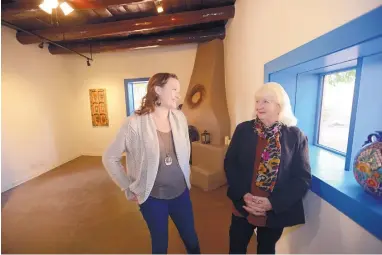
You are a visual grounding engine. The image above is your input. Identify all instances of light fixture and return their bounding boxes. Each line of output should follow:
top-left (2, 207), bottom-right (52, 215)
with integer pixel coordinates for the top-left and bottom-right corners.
top-left (39, 0), bottom-right (74, 16)
top-left (48, 0), bottom-right (59, 8)
top-left (59, 2), bottom-right (74, 15)
top-left (39, 2), bottom-right (52, 14)
top-left (38, 42), bottom-right (44, 49)
top-left (87, 59), bottom-right (91, 67)
top-left (157, 5), bottom-right (163, 13)
top-left (154, 0), bottom-right (163, 13)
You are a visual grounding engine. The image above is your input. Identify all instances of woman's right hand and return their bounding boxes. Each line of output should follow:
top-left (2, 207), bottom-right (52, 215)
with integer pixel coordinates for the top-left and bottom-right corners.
top-left (243, 193), bottom-right (254, 204)
top-left (126, 190), bottom-right (138, 203)
top-left (243, 193), bottom-right (266, 216)
top-left (131, 195), bottom-right (138, 203)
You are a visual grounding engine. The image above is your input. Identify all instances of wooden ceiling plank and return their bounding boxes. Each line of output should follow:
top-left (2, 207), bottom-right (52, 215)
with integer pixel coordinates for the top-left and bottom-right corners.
top-left (92, 8), bottom-right (114, 18)
top-left (117, 5), bottom-right (128, 13)
top-left (48, 26), bottom-right (225, 54)
top-left (126, 3), bottom-right (140, 12)
top-left (1, 0), bottom-right (144, 19)
top-left (185, 0), bottom-right (202, 11)
top-left (16, 5), bottom-right (235, 44)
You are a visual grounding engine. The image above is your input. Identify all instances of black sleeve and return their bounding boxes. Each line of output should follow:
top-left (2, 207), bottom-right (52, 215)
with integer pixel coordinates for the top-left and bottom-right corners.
top-left (268, 131), bottom-right (312, 214)
top-left (224, 123), bottom-right (249, 217)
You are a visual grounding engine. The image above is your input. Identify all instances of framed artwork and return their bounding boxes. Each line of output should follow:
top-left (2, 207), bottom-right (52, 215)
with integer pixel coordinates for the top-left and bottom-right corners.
top-left (89, 89), bottom-right (109, 127)
top-left (100, 114), bottom-right (108, 126)
top-left (98, 90), bottom-right (106, 102)
top-left (91, 90), bottom-right (99, 103)
top-left (99, 102), bottom-right (106, 114)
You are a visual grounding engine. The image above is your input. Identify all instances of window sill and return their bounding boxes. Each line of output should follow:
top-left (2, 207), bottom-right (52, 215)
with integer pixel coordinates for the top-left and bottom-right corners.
top-left (308, 145), bottom-right (382, 240)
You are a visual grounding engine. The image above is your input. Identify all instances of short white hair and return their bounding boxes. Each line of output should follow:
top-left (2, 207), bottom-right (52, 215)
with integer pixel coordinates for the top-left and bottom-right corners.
top-left (254, 82), bottom-right (297, 127)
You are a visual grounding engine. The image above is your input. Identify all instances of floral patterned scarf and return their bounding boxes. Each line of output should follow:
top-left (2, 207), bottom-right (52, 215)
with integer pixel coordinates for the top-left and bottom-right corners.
top-left (253, 118), bottom-right (283, 192)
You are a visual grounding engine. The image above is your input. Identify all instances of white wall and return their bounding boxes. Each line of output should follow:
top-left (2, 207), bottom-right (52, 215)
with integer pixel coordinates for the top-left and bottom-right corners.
top-left (1, 27), bottom-right (197, 190)
top-left (1, 27), bottom-right (80, 192)
top-left (224, 0), bottom-right (382, 130)
top-left (1, 25), bottom-right (196, 191)
top-left (70, 45), bottom-right (197, 156)
top-left (276, 191), bottom-right (382, 253)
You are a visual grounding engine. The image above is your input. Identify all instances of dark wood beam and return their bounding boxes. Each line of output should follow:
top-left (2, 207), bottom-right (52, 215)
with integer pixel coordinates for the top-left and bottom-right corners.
top-left (1, 0), bottom-right (143, 12)
top-left (1, 0), bottom-right (40, 13)
top-left (1, 1), bottom-right (106, 22)
top-left (16, 5), bottom-right (234, 44)
top-left (67, 0), bottom-right (144, 9)
top-left (1, 0), bottom-right (144, 20)
top-left (48, 26), bottom-right (225, 54)
top-left (1, 1), bottom-right (41, 21)
top-left (1, 0), bottom-right (198, 19)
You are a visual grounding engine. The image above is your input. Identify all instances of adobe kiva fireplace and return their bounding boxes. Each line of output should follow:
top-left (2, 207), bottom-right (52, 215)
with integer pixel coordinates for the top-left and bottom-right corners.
top-left (182, 39), bottom-right (230, 191)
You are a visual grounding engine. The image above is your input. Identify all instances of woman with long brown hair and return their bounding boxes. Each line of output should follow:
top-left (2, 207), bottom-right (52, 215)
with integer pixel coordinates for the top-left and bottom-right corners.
top-left (103, 73), bottom-right (200, 254)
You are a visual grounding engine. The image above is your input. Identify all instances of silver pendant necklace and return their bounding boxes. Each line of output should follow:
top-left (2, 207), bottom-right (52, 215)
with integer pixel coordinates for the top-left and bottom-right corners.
top-left (164, 154), bottom-right (173, 166)
top-left (158, 131), bottom-right (173, 166)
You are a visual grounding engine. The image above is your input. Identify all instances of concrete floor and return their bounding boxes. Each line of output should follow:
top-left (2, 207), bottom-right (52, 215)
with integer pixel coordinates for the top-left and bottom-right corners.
top-left (1, 156), bottom-right (257, 254)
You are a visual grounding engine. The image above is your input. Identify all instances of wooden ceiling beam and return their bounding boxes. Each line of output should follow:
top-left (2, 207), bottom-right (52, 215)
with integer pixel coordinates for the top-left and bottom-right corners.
top-left (67, 0), bottom-right (145, 9)
top-left (1, 0), bottom-right (145, 20)
top-left (16, 5), bottom-right (234, 44)
top-left (48, 26), bottom-right (225, 54)
top-left (1, 0), bottom-right (144, 13)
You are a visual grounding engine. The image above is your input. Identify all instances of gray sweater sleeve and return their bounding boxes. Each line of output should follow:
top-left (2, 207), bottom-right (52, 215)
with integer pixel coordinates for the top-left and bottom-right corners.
top-left (102, 119), bottom-right (134, 196)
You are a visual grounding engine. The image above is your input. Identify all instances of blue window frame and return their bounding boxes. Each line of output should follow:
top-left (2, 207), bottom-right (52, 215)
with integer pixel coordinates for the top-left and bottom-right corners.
top-left (124, 78), bottom-right (149, 116)
top-left (263, 7), bottom-right (382, 240)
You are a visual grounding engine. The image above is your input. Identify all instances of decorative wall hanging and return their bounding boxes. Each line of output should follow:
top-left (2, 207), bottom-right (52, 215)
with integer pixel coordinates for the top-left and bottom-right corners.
top-left (186, 84), bottom-right (206, 109)
top-left (89, 89), bottom-right (109, 127)
top-left (353, 131), bottom-right (382, 198)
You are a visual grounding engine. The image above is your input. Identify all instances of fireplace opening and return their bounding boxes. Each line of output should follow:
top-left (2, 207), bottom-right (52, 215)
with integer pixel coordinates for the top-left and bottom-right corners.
top-left (188, 125), bottom-right (199, 165)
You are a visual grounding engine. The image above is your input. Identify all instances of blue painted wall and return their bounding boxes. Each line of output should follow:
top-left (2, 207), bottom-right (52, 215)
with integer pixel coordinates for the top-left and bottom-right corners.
top-left (350, 52), bottom-right (382, 167)
top-left (294, 74), bottom-right (320, 144)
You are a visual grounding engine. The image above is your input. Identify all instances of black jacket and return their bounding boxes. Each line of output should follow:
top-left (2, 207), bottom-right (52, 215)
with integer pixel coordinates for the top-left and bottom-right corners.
top-left (224, 120), bottom-right (312, 228)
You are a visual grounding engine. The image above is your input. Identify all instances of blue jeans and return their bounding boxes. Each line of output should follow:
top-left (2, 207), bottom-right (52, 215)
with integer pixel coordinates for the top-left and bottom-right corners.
top-left (139, 189), bottom-right (200, 254)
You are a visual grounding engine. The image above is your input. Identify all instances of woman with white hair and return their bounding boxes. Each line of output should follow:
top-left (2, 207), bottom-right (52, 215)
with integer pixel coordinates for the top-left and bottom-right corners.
top-left (224, 82), bottom-right (312, 254)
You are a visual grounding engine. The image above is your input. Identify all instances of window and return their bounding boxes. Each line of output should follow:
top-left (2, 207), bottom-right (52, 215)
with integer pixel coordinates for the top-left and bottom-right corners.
top-left (131, 81), bottom-right (148, 111)
top-left (317, 69), bottom-right (356, 153)
top-left (124, 78), bottom-right (149, 115)
top-left (264, 7), bottom-right (382, 239)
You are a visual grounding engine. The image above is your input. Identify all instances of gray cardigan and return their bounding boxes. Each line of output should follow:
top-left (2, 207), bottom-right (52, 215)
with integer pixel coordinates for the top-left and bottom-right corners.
top-left (102, 110), bottom-right (191, 204)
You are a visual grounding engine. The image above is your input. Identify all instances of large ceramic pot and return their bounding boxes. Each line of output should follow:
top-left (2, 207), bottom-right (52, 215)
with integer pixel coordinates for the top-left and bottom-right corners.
top-left (353, 131), bottom-right (382, 198)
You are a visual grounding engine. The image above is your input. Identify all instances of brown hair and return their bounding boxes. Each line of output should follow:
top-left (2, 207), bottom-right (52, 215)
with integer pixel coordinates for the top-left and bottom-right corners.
top-left (135, 73), bottom-right (178, 115)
